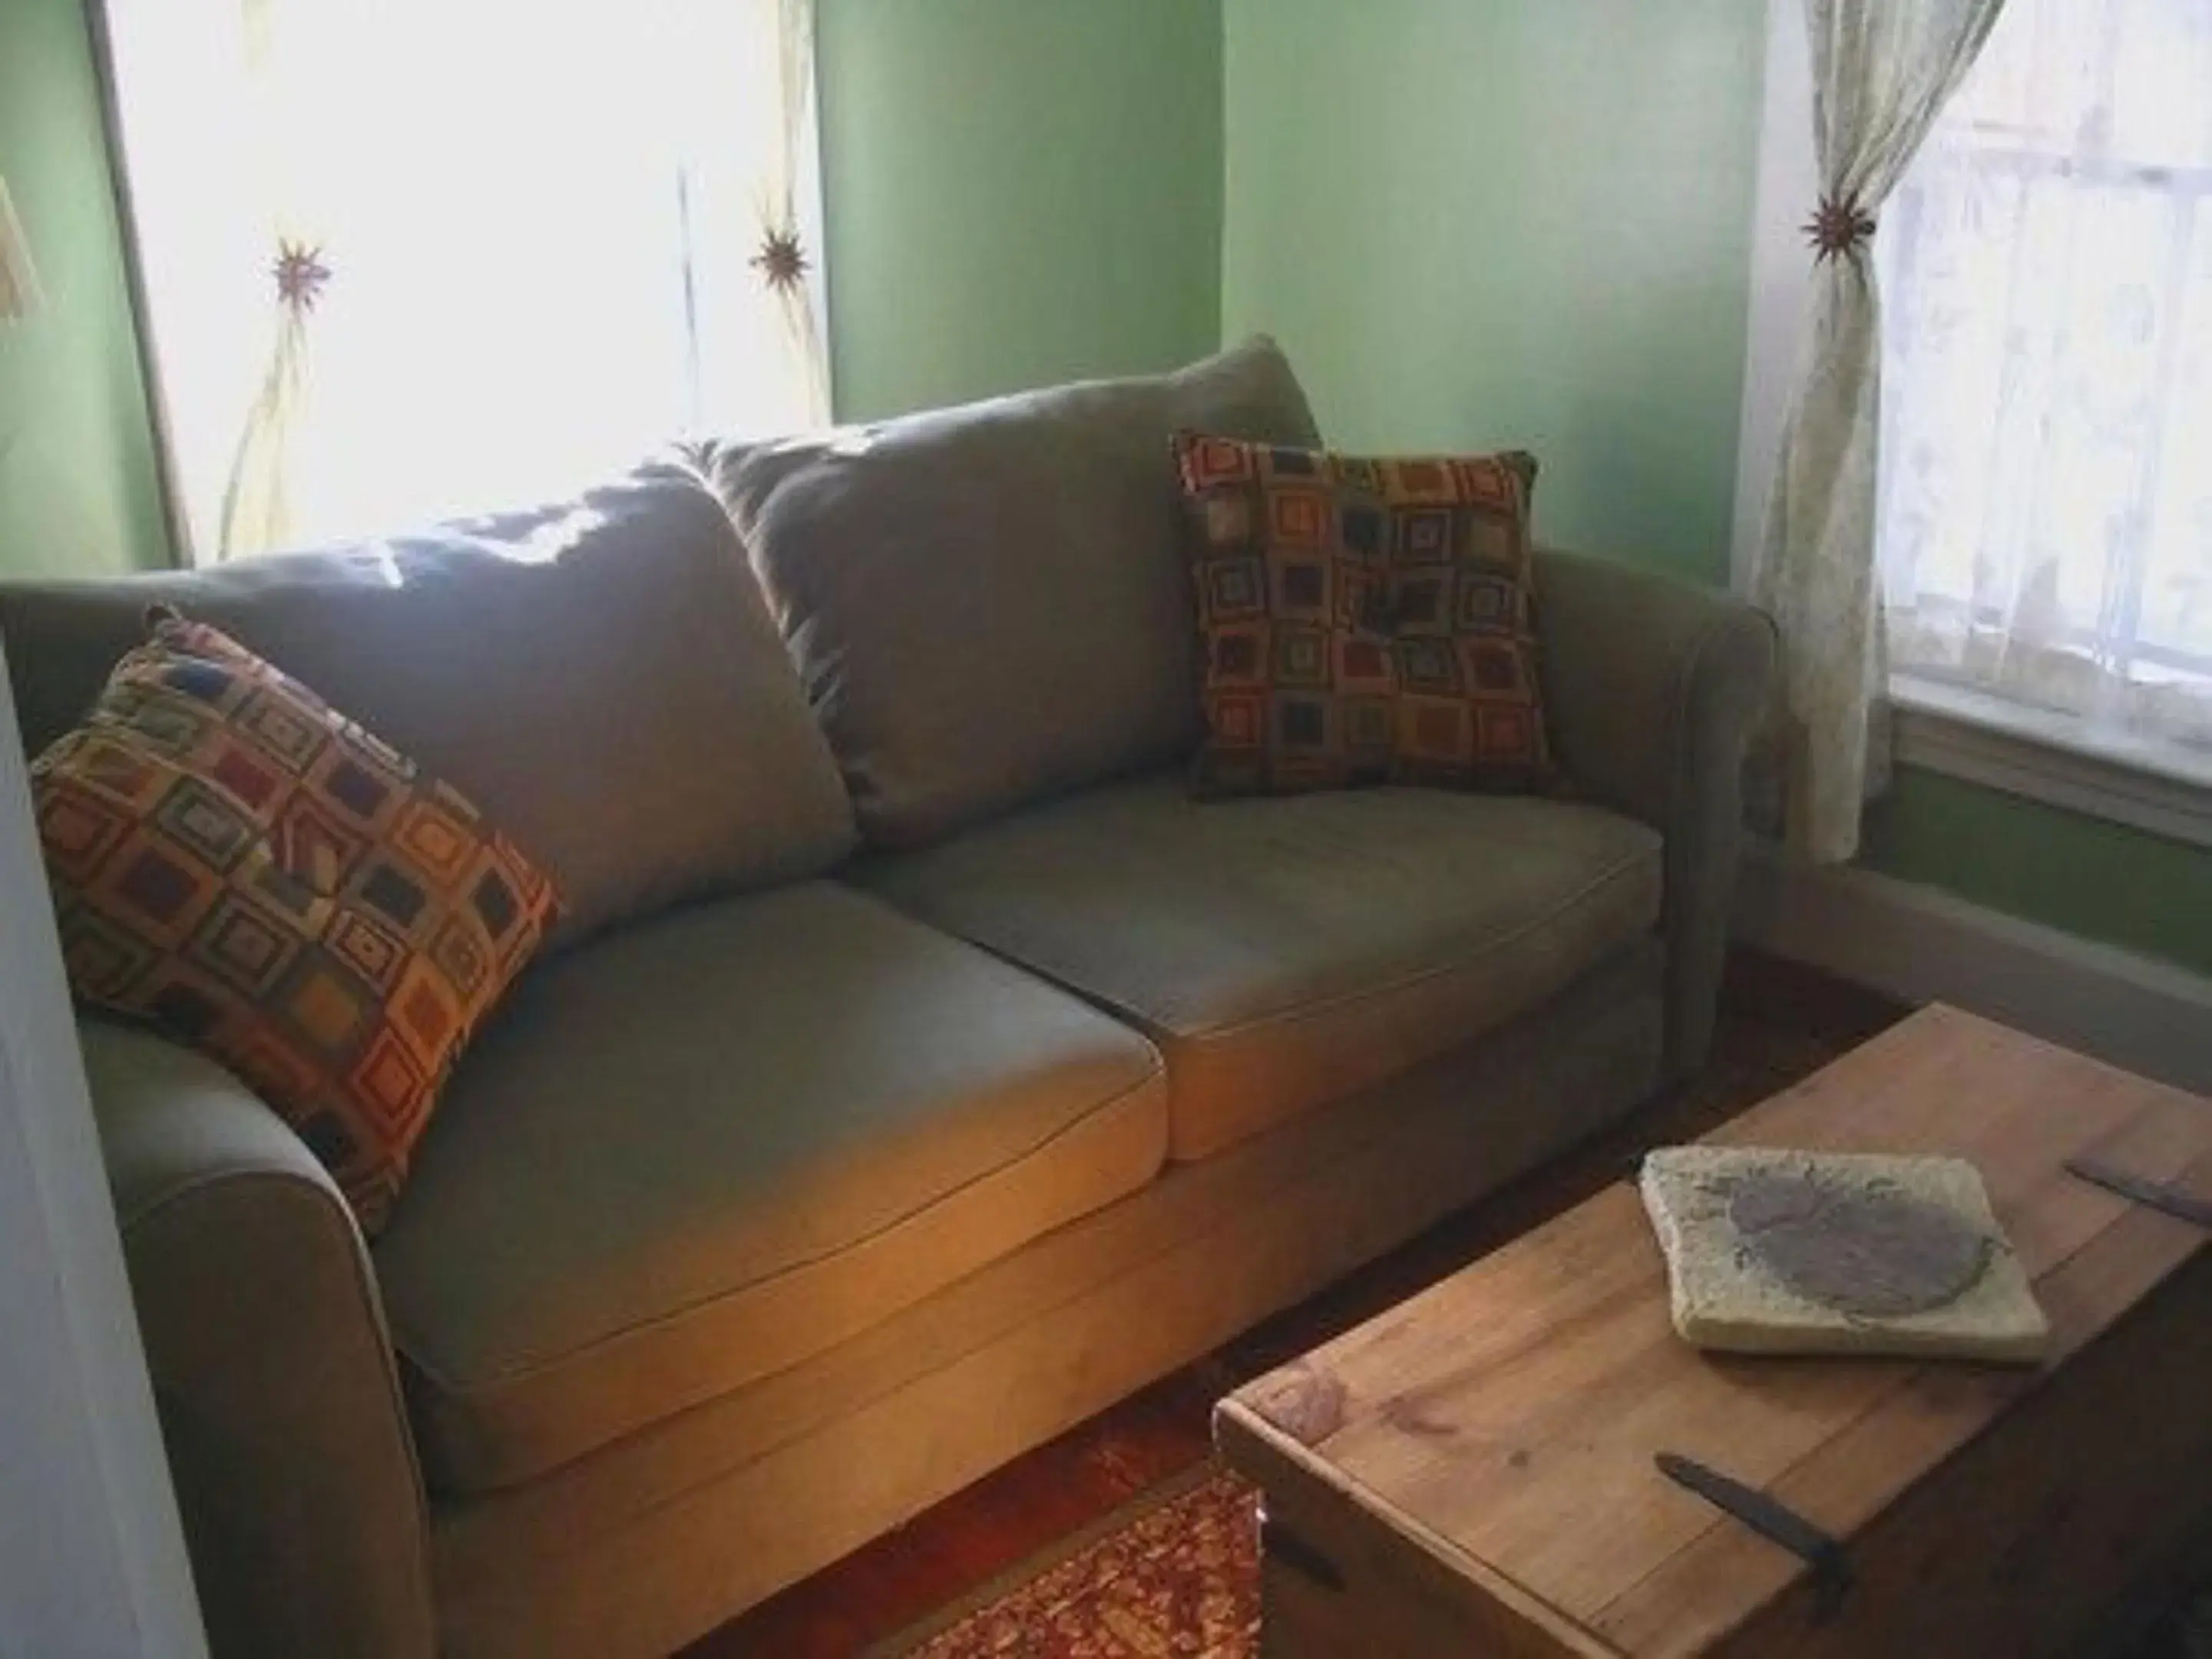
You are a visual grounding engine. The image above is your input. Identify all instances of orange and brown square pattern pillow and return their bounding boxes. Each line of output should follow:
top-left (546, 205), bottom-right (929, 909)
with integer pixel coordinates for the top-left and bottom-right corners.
top-left (1172, 433), bottom-right (1551, 796)
top-left (31, 610), bottom-right (561, 1234)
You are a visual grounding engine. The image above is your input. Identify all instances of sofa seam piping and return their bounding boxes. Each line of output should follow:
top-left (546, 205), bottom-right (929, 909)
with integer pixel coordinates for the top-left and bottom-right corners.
top-left (390, 1053), bottom-right (1169, 1413)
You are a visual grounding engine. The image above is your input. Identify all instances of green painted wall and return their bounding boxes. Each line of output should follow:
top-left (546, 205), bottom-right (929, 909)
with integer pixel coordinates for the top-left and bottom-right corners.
top-left (1219, 0), bottom-right (2212, 978)
top-left (1863, 769), bottom-right (2212, 977)
top-left (1221, 0), bottom-right (1767, 587)
top-left (817, 0), bottom-right (1223, 421)
top-left (6, 0), bottom-right (2208, 977)
top-left (2, 0), bottom-right (1226, 580)
top-left (0, 0), bottom-right (167, 578)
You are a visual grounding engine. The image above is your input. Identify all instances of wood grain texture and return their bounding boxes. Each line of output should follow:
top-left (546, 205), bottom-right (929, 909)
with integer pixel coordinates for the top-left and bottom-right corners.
top-left (1218, 1005), bottom-right (2212, 1657)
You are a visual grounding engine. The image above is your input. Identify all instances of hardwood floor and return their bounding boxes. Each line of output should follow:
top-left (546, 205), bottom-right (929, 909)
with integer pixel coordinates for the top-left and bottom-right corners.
top-left (687, 951), bottom-right (1907, 1658)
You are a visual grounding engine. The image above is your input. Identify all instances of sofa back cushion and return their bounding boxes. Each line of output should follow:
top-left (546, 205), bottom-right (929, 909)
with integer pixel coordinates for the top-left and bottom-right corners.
top-left (1, 466), bottom-right (855, 944)
top-left (697, 338), bottom-right (1321, 848)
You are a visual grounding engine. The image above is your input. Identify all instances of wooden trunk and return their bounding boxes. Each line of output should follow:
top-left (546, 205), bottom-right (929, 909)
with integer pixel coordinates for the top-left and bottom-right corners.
top-left (1218, 1006), bottom-right (2212, 1657)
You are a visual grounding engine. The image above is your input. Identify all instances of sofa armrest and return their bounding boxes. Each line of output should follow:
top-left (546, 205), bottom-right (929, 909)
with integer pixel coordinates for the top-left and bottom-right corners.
top-left (80, 1019), bottom-right (435, 1659)
top-left (1534, 550), bottom-right (1776, 1078)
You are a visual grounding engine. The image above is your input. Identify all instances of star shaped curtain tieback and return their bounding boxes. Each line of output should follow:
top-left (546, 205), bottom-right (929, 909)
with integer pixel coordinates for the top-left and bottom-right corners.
top-left (752, 227), bottom-right (808, 294)
top-left (1804, 191), bottom-right (1877, 263)
top-left (273, 240), bottom-right (332, 312)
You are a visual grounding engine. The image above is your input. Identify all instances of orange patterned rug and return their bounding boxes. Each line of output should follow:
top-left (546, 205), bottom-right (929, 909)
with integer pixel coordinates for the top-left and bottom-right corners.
top-left (873, 1462), bottom-right (1260, 1658)
top-left (866, 1457), bottom-right (2212, 1659)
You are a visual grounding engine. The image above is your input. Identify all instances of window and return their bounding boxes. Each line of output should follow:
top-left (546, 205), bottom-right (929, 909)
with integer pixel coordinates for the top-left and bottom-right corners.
top-left (1877, 0), bottom-right (2212, 786)
top-left (100, 0), bottom-right (826, 562)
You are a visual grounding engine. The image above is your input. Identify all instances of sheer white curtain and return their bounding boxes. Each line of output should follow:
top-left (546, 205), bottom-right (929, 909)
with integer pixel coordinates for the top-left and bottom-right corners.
top-left (1879, 0), bottom-right (2212, 778)
top-left (104, 0), bottom-right (830, 562)
top-left (1750, 0), bottom-right (2007, 863)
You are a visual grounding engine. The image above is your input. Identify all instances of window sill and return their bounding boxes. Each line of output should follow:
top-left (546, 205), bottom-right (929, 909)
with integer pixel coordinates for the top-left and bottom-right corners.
top-left (1889, 676), bottom-right (2212, 851)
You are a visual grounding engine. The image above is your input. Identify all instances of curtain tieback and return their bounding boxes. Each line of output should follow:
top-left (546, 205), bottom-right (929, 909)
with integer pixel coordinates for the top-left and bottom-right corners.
top-left (752, 227), bottom-right (809, 294)
top-left (1803, 191), bottom-right (1877, 263)
top-left (273, 240), bottom-right (332, 312)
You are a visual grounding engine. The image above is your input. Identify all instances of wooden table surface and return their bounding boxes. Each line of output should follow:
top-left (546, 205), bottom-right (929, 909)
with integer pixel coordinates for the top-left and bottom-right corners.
top-left (1216, 1004), bottom-right (2212, 1656)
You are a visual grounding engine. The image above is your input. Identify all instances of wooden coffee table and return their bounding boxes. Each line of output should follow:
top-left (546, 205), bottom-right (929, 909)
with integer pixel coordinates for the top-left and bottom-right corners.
top-left (1217, 1005), bottom-right (2212, 1657)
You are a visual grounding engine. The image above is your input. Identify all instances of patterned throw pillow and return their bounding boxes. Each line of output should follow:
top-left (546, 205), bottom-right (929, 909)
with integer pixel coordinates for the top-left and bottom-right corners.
top-left (1172, 433), bottom-right (1551, 796)
top-left (31, 610), bottom-right (561, 1234)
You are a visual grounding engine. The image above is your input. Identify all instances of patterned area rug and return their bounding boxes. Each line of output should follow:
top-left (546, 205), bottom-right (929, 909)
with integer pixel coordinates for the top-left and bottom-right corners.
top-left (873, 1462), bottom-right (1259, 1658)
top-left (871, 1456), bottom-right (2212, 1659)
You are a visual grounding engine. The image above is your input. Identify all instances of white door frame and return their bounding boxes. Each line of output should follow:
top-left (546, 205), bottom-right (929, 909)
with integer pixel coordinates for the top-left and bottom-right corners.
top-left (0, 639), bottom-right (206, 1658)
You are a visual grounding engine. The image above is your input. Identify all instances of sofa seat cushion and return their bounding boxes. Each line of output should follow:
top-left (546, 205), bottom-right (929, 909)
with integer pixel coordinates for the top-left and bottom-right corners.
top-left (854, 775), bottom-right (1662, 1162)
top-left (372, 882), bottom-right (1166, 1495)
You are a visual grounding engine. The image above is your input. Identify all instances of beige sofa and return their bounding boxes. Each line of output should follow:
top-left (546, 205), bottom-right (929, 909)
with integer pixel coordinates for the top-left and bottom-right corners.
top-left (0, 341), bottom-right (1774, 1658)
